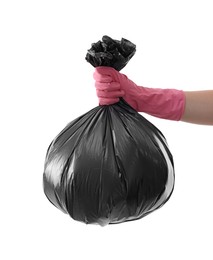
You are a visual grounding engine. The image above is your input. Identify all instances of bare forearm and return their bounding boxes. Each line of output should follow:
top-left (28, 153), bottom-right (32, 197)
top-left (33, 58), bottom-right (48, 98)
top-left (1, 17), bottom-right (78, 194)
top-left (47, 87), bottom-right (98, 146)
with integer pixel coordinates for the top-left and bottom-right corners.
top-left (93, 67), bottom-right (213, 124)
top-left (181, 91), bottom-right (213, 125)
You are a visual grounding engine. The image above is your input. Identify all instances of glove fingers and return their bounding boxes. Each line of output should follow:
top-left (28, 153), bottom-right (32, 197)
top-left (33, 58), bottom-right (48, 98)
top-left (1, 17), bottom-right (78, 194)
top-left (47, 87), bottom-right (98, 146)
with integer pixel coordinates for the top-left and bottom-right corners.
top-left (95, 81), bottom-right (120, 91)
top-left (96, 89), bottom-right (125, 98)
top-left (93, 71), bottom-right (112, 83)
top-left (99, 97), bottom-right (119, 105)
top-left (94, 67), bottom-right (120, 82)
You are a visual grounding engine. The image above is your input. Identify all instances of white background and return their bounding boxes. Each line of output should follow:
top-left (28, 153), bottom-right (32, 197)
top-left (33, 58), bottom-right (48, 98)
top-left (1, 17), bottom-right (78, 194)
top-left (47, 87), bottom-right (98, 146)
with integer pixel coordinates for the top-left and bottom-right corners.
top-left (1, 0), bottom-right (213, 259)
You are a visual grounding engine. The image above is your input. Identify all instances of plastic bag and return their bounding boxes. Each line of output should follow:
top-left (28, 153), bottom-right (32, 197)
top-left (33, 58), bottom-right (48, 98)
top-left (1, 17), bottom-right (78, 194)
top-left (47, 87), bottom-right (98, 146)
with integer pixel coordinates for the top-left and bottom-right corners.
top-left (43, 36), bottom-right (175, 226)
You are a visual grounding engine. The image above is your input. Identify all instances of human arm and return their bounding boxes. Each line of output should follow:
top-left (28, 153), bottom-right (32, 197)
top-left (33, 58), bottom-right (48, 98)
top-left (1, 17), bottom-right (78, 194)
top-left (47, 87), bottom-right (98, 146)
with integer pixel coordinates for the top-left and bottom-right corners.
top-left (94, 67), bottom-right (213, 125)
top-left (181, 91), bottom-right (213, 125)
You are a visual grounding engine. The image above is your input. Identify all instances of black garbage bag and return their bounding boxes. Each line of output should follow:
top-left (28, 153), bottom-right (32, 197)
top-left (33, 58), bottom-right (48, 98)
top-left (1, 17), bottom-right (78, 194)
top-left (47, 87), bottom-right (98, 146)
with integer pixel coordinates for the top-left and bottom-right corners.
top-left (43, 36), bottom-right (175, 226)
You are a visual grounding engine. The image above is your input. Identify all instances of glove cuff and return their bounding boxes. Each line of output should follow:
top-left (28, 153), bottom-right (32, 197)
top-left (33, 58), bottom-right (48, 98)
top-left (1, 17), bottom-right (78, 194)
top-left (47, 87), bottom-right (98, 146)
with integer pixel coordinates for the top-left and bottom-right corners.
top-left (136, 87), bottom-right (186, 121)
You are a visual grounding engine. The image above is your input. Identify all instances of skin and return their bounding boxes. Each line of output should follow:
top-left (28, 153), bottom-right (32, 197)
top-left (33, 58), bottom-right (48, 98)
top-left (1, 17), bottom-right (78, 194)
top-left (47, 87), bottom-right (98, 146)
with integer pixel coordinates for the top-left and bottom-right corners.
top-left (181, 91), bottom-right (213, 125)
top-left (94, 69), bottom-right (213, 125)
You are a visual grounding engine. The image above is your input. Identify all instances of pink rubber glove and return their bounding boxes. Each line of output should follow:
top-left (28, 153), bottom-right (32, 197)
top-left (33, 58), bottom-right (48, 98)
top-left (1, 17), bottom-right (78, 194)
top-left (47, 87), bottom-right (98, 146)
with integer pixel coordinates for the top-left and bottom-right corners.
top-left (94, 66), bottom-right (185, 121)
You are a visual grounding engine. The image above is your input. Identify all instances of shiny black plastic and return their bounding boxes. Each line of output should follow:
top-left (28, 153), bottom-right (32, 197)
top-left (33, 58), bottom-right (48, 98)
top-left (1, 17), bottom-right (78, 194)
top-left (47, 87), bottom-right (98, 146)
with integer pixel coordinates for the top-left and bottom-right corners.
top-left (43, 36), bottom-right (175, 226)
top-left (85, 35), bottom-right (136, 71)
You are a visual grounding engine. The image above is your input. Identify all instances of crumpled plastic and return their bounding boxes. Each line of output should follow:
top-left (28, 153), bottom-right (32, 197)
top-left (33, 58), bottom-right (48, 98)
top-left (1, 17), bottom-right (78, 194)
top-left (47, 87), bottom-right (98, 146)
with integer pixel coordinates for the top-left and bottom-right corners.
top-left (85, 35), bottom-right (136, 71)
top-left (43, 36), bottom-right (175, 226)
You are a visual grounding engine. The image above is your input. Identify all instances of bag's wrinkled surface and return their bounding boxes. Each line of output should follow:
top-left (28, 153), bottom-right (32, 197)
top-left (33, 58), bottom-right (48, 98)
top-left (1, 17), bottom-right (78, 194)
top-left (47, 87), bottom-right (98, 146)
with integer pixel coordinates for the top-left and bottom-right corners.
top-left (43, 36), bottom-right (175, 226)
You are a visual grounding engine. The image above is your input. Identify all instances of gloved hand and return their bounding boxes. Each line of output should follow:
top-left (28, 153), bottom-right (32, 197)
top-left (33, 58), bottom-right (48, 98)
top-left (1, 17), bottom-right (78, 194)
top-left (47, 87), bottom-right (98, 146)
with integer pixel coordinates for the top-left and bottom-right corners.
top-left (93, 66), bottom-right (185, 121)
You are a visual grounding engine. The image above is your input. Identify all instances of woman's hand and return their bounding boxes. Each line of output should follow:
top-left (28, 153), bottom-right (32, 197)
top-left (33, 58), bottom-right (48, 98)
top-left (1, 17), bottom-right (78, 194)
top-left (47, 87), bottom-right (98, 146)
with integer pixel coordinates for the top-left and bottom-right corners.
top-left (93, 66), bottom-right (185, 121)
